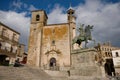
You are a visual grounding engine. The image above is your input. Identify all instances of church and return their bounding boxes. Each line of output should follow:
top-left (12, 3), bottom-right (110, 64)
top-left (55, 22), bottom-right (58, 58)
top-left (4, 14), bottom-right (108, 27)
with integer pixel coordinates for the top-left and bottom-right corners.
top-left (27, 6), bottom-right (108, 78)
top-left (27, 7), bottom-right (76, 70)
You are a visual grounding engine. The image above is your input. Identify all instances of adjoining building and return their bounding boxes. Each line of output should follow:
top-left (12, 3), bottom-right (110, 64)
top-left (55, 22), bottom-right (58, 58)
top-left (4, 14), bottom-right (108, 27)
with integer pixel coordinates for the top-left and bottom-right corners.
top-left (17, 43), bottom-right (27, 64)
top-left (112, 49), bottom-right (120, 73)
top-left (94, 42), bottom-right (120, 76)
top-left (0, 22), bottom-right (25, 66)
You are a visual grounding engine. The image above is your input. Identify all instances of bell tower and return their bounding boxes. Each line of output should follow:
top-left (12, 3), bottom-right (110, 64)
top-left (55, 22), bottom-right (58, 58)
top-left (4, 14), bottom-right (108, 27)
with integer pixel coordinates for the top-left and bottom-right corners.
top-left (31, 10), bottom-right (48, 26)
top-left (67, 6), bottom-right (76, 24)
top-left (27, 10), bottom-right (48, 67)
top-left (67, 6), bottom-right (76, 50)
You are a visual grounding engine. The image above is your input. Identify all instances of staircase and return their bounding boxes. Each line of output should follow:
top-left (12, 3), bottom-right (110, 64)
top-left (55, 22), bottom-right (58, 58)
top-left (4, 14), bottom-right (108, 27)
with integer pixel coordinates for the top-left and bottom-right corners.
top-left (0, 66), bottom-right (52, 80)
top-left (0, 66), bottom-right (117, 80)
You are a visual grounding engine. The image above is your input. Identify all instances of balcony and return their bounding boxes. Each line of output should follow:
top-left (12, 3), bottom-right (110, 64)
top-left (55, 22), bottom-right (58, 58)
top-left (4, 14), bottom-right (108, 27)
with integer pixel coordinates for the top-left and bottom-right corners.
top-left (0, 31), bottom-right (9, 40)
top-left (12, 37), bottom-right (19, 45)
top-left (0, 31), bottom-right (19, 45)
top-left (0, 48), bottom-right (17, 57)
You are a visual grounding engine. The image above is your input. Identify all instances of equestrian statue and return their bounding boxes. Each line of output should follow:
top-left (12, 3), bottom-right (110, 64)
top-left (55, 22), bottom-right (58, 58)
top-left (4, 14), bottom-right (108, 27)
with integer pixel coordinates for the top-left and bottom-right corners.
top-left (72, 24), bottom-right (93, 48)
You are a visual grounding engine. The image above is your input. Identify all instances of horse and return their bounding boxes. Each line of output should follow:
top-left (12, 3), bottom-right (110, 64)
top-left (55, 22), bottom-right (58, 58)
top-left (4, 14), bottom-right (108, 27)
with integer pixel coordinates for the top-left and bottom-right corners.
top-left (72, 25), bottom-right (93, 48)
top-left (84, 25), bottom-right (93, 47)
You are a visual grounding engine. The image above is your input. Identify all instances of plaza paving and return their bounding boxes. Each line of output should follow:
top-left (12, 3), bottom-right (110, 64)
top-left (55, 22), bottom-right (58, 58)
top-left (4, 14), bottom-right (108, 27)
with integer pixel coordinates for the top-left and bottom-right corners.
top-left (0, 66), bottom-right (52, 80)
top-left (0, 66), bottom-right (119, 80)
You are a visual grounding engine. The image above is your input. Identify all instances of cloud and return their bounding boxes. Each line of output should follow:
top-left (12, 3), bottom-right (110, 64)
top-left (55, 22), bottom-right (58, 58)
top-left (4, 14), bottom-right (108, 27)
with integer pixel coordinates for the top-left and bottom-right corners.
top-left (0, 10), bottom-right (30, 51)
top-left (0, 0), bottom-right (120, 52)
top-left (47, 0), bottom-right (120, 47)
top-left (10, 0), bottom-right (37, 12)
top-left (47, 4), bottom-right (67, 24)
top-left (12, 0), bottom-right (22, 9)
top-left (10, 0), bottom-right (23, 10)
top-left (0, 0), bottom-right (38, 51)
top-left (28, 5), bottom-right (38, 11)
top-left (75, 0), bottom-right (120, 47)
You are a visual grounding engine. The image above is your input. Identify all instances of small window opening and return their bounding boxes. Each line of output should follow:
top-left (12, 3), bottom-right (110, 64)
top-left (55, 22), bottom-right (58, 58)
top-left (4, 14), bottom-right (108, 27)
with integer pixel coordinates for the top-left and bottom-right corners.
top-left (52, 40), bottom-right (55, 45)
top-left (36, 15), bottom-right (40, 21)
top-left (116, 52), bottom-right (119, 57)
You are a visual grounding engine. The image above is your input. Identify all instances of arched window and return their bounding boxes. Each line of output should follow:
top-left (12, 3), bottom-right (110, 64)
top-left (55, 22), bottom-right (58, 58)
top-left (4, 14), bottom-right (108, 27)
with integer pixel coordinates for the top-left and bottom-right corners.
top-left (36, 15), bottom-right (40, 21)
top-left (116, 52), bottom-right (119, 57)
top-left (52, 40), bottom-right (55, 45)
top-left (105, 52), bottom-right (107, 57)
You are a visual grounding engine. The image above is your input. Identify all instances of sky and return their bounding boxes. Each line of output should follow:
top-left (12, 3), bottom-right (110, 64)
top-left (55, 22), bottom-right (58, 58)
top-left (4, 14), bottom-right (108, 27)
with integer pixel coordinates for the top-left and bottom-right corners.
top-left (0, 0), bottom-right (120, 51)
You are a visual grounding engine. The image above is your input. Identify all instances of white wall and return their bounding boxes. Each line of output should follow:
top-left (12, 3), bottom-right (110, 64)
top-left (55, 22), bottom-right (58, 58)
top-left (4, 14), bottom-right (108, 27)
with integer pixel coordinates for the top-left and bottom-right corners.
top-left (112, 50), bottom-right (120, 67)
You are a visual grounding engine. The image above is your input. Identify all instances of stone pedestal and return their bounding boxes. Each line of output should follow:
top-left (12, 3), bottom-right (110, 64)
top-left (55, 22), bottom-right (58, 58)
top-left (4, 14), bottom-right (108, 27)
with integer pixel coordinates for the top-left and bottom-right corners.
top-left (70, 48), bottom-right (103, 78)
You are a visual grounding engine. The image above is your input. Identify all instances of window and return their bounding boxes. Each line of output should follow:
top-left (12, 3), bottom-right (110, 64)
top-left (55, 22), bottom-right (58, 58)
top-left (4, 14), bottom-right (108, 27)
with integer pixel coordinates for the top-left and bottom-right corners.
top-left (116, 52), bottom-right (119, 57)
top-left (52, 40), bottom-right (55, 45)
top-left (110, 49), bottom-right (112, 51)
top-left (13, 33), bottom-right (17, 41)
top-left (105, 52), bottom-right (107, 57)
top-left (36, 15), bottom-right (40, 21)
top-left (2, 28), bottom-right (6, 36)
top-left (110, 52), bottom-right (113, 57)
top-left (108, 52), bottom-right (111, 57)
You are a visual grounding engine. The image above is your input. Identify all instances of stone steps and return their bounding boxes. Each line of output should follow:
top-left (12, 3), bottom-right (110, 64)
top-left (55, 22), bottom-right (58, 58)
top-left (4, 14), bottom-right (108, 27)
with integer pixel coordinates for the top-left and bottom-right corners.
top-left (0, 66), bottom-right (52, 80)
top-left (0, 66), bottom-right (118, 80)
top-left (44, 70), bottom-right (68, 77)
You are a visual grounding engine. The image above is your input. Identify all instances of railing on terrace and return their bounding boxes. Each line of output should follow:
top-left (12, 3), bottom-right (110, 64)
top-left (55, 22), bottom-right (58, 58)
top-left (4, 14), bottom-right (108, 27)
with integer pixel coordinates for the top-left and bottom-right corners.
top-left (0, 47), bottom-right (17, 57)
top-left (0, 31), bottom-right (9, 40)
top-left (43, 64), bottom-right (60, 71)
top-left (0, 31), bottom-right (19, 45)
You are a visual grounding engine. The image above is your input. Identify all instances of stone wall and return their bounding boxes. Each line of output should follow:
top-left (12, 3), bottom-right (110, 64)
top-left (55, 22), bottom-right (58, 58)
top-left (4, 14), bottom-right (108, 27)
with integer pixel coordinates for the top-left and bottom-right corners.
top-left (70, 48), bottom-right (102, 77)
top-left (41, 24), bottom-right (71, 68)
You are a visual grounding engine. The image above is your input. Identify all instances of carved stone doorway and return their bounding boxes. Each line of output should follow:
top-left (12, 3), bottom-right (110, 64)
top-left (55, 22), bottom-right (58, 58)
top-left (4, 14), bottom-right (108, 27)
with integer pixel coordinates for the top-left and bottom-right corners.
top-left (49, 57), bottom-right (56, 67)
top-left (104, 59), bottom-right (115, 76)
top-left (0, 55), bottom-right (9, 66)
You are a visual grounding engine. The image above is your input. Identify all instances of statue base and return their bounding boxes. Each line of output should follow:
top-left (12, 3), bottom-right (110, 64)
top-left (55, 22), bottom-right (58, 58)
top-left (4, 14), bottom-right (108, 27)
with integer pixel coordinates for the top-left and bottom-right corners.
top-left (70, 48), bottom-right (104, 78)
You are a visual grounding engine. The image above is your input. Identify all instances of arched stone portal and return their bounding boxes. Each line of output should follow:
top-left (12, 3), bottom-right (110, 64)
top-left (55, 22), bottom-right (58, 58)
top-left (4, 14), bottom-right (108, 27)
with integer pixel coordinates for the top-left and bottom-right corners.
top-left (0, 55), bottom-right (9, 66)
top-left (49, 57), bottom-right (56, 67)
top-left (45, 49), bottom-right (61, 70)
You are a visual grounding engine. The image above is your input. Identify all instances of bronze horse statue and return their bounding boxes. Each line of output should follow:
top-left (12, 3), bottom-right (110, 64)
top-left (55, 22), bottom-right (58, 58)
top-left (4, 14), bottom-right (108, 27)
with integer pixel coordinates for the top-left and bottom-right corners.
top-left (72, 24), bottom-right (93, 48)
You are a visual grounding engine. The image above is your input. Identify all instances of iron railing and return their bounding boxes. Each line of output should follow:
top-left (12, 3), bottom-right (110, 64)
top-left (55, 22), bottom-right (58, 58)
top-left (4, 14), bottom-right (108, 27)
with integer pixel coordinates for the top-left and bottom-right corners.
top-left (0, 31), bottom-right (19, 45)
top-left (43, 64), bottom-right (59, 71)
top-left (0, 48), bottom-right (17, 57)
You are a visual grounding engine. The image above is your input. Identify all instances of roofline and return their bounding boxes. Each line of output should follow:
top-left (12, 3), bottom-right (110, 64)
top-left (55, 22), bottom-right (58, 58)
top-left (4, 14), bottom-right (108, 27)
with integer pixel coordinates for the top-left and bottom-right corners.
top-left (0, 22), bottom-right (20, 35)
top-left (19, 43), bottom-right (26, 46)
top-left (46, 23), bottom-right (68, 26)
top-left (31, 10), bottom-right (48, 19)
top-left (31, 9), bottom-right (45, 12)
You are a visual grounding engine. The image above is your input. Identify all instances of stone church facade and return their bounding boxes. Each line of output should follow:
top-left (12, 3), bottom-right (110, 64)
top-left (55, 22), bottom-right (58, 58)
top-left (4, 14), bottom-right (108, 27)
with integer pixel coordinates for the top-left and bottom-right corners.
top-left (27, 7), bottom-right (76, 70)
top-left (27, 8), bottom-right (106, 79)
